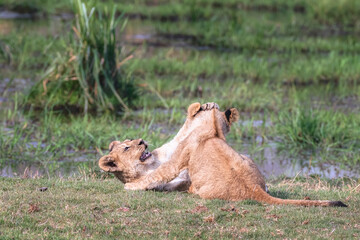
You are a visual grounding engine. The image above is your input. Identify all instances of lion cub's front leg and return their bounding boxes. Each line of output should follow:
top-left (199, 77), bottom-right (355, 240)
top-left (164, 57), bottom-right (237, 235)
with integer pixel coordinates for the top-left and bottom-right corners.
top-left (125, 145), bottom-right (191, 190)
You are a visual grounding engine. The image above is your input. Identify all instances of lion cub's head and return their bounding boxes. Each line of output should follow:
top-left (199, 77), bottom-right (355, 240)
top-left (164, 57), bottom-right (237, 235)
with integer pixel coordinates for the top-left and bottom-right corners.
top-left (184, 102), bottom-right (239, 141)
top-left (98, 139), bottom-right (156, 183)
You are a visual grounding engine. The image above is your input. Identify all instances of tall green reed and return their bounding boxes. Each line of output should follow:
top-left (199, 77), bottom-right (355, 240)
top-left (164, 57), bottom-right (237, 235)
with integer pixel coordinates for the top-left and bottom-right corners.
top-left (27, 0), bottom-right (137, 113)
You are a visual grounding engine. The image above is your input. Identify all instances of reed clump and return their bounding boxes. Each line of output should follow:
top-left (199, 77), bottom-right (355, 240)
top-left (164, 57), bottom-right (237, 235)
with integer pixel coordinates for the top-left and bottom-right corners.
top-left (276, 107), bottom-right (360, 151)
top-left (27, 0), bottom-right (137, 113)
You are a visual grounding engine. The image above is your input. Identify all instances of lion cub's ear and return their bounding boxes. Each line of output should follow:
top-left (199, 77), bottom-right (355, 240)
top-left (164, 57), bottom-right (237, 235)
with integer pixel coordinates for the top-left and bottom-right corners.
top-left (225, 108), bottom-right (239, 124)
top-left (109, 141), bottom-right (120, 151)
top-left (98, 155), bottom-right (120, 172)
top-left (187, 102), bottom-right (202, 118)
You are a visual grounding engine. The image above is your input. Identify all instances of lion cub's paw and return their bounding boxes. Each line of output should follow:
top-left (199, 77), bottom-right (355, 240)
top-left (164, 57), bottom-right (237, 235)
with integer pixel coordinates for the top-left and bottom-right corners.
top-left (124, 182), bottom-right (145, 191)
top-left (201, 102), bottom-right (219, 111)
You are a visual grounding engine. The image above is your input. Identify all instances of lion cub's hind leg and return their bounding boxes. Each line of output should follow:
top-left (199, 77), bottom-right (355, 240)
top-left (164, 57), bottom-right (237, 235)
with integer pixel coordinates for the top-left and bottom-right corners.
top-left (155, 170), bottom-right (191, 192)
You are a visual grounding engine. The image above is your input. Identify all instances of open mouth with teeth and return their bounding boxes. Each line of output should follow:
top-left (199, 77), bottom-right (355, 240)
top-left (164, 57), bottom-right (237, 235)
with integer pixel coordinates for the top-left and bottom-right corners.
top-left (140, 150), bottom-right (152, 162)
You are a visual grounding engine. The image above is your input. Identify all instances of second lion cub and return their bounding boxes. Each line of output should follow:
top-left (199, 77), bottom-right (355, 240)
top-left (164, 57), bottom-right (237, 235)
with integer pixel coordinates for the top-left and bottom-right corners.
top-left (125, 105), bottom-right (347, 207)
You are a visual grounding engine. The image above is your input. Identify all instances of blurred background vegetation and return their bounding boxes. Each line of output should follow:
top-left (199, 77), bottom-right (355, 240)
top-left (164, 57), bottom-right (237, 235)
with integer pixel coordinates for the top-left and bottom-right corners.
top-left (0, 0), bottom-right (359, 178)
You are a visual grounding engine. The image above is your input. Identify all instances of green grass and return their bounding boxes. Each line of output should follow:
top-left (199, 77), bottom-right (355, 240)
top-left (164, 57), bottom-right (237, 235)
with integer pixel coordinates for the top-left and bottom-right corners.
top-left (0, 32), bottom-right (63, 75)
top-left (0, 176), bottom-right (359, 239)
top-left (0, 108), bottom-right (175, 162)
top-left (154, 10), bottom-right (360, 52)
top-left (1, 0), bottom-right (359, 26)
top-left (128, 49), bottom-right (360, 86)
top-left (276, 106), bottom-right (360, 149)
top-left (273, 106), bottom-right (360, 165)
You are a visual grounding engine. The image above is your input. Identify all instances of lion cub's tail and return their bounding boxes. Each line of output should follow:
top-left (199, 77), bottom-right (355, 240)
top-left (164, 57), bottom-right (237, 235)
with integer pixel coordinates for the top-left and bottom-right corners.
top-left (252, 186), bottom-right (347, 207)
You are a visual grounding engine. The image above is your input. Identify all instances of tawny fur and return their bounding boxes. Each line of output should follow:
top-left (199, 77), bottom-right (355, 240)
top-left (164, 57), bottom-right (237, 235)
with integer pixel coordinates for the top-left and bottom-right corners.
top-left (124, 105), bottom-right (347, 207)
top-left (98, 102), bottom-right (227, 191)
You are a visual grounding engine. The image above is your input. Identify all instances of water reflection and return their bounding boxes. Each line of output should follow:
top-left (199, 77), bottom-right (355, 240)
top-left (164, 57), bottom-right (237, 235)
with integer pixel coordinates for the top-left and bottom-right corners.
top-left (252, 145), bottom-right (359, 178)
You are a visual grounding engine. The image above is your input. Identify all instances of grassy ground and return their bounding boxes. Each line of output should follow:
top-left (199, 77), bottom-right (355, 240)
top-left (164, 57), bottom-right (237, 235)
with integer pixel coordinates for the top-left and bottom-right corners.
top-left (0, 176), bottom-right (359, 239)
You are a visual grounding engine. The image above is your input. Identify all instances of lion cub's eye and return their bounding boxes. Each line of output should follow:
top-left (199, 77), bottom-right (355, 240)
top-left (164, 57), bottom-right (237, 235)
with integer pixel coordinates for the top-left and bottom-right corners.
top-left (124, 146), bottom-right (130, 151)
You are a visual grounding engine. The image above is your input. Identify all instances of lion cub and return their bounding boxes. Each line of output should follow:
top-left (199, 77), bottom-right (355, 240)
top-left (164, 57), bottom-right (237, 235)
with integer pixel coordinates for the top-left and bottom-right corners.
top-left (124, 106), bottom-right (347, 207)
top-left (98, 102), bottom-right (232, 191)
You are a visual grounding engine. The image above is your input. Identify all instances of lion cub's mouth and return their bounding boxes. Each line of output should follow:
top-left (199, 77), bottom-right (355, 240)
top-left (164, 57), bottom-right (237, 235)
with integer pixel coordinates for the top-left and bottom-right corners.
top-left (140, 150), bottom-right (152, 162)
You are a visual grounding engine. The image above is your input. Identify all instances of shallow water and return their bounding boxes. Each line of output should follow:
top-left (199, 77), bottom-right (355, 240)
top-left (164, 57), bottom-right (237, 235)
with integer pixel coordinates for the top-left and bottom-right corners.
top-left (250, 144), bottom-right (359, 179)
top-left (0, 11), bottom-right (33, 19)
top-left (0, 144), bottom-right (357, 179)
